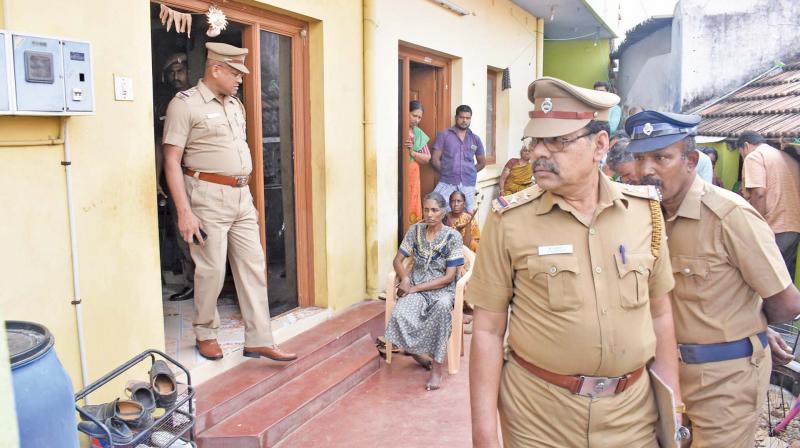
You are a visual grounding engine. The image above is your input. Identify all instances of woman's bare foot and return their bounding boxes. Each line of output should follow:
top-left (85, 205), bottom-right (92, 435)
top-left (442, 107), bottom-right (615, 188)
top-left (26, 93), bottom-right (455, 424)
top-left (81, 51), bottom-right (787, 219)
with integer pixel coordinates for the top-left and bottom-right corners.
top-left (410, 353), bottom-right (432, 371)
top-left (426, 361), bottom-right (444, 391)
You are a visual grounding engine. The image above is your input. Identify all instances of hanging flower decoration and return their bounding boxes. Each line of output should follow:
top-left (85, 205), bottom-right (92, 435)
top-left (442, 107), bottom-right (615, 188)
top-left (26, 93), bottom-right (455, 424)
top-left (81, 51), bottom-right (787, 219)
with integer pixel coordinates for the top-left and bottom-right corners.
top-left (206, 6), bottom-right (228, 37)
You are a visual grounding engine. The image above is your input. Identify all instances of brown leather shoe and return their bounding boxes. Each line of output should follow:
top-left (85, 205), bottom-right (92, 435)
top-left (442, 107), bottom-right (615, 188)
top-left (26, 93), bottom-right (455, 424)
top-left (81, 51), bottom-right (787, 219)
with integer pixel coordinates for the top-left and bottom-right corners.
top-left (242, 345), bottom-right (297, 361)
top-left (196, 339), bottom-right (223, 360)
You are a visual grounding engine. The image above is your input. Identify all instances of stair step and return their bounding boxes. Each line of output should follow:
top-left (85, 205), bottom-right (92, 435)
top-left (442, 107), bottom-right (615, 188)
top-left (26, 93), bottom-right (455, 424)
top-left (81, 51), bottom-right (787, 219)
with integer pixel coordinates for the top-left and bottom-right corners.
top-left (194, 300), bottom-right (384, 432)
top-left (197, 335), bottom-right (380, 448)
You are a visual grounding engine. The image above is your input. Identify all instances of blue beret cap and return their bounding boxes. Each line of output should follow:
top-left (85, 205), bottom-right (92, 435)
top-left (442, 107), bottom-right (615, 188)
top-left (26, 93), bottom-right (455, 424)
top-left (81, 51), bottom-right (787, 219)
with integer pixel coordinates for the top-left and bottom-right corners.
top-left (624, 111), bottom-right (702, 153)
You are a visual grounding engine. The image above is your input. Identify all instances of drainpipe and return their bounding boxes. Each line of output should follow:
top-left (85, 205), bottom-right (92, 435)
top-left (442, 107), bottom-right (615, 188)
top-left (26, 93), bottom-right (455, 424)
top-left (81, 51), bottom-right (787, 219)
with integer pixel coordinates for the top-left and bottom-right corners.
top-left (536, 17), bottom-right (544, 78)
top-left (363, 0), bottom-right (380, 295)
top-left (62, 118), bottom-right (90, 398)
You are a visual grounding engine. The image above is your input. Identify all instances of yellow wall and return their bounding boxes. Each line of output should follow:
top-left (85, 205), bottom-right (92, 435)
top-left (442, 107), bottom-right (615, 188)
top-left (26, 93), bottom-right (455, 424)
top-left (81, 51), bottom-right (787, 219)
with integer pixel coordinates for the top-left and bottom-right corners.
top-left (543, 38), bottom-right (611, 89)
top-left (364, 0), bottom-right (540, 292)
top-left (0, 0), bottom-right (164, 401)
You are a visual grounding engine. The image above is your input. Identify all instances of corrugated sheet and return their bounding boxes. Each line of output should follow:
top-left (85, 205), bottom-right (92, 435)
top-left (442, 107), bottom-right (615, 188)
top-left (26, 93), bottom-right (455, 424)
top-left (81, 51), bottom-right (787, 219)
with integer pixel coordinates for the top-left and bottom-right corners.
top-left (697, 62), bottom-right (800, 138)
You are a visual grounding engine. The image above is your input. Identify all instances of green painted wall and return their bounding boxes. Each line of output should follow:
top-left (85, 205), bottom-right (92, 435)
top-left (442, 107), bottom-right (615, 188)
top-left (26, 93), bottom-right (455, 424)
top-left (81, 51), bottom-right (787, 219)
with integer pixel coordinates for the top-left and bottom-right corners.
top-left (543, 39), bottom-right (610, 88)
top-left (707, 141), bottom-right (739, 190)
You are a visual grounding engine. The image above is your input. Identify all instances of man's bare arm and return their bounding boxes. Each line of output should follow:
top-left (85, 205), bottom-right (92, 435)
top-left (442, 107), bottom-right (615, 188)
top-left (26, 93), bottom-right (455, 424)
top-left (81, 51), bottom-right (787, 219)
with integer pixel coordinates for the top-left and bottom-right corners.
top-left (470, 306), bottom-right (507, 448)
top-left (476, 154), bottom-right (486, 173)
top-left (163, 144), bottom-right (205, 246)
top-left (763, 284), bottom-right (800, 324)
top-left (649, 293), bottom-right (682, 405)
top-left (431, 148), bottom-right (443, 172)
top-left (745, 187), bottom-right (767, 217)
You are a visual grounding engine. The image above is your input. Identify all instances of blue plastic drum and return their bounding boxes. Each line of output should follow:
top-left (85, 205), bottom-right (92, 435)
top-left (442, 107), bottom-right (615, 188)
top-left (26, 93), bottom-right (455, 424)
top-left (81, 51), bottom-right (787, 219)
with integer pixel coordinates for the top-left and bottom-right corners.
top-left (7, 321), bottom-right (79, 448)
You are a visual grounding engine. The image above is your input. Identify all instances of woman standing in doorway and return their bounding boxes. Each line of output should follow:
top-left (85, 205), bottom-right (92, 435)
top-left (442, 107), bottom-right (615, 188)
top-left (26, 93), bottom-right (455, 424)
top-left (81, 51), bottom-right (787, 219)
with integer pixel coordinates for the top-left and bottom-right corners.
top-left (403, 101), bottom-right (432, 225)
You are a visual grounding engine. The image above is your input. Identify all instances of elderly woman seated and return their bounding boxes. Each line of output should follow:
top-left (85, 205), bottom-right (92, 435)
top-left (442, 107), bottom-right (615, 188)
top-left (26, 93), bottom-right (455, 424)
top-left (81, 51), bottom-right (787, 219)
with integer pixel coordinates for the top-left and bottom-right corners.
top-left (385, 192), bottom-right (465, 391)
top-left (499, 141), bottom-right (533, 196)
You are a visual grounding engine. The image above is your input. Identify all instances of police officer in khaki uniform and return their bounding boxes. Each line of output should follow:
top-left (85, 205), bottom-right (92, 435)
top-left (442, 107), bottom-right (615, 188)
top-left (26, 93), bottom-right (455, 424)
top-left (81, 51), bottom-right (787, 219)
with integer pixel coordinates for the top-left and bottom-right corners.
top-left (163, 42), bottom-right (296, 362)
top-left (627, 111), bottom-right (800, 447)
top-left (468, 77), bottom-right (682, 448)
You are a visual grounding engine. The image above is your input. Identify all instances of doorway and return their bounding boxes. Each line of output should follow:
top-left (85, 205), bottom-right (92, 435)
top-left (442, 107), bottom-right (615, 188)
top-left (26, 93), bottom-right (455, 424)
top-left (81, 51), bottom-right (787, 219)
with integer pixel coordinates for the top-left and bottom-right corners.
top-left (150, 0), bottom-right (313, 370)
top-left (398, 46), bottom-right (450, 238)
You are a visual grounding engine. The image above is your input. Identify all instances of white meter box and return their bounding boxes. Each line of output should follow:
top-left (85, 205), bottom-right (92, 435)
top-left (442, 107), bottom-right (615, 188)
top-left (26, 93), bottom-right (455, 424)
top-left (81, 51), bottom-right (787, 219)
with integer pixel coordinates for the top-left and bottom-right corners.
top-left (0, 31), bottom-right (11, 114)
top-left (7, 32), bottom-right (94, 115)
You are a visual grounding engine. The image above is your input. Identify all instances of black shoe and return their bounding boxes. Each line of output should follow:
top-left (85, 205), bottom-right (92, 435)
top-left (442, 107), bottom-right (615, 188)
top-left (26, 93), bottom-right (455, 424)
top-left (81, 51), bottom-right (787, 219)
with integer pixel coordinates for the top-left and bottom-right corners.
top-left (169, 287), bottom-right (194, 301)
top-left (78, 418), bottom-right (133, 444)
top-left (149, 360), bottom-right (178, 408)
top-left (126, 380), bottom-right (156, 414)
top-left (81, 398), bottom-right (151, 429)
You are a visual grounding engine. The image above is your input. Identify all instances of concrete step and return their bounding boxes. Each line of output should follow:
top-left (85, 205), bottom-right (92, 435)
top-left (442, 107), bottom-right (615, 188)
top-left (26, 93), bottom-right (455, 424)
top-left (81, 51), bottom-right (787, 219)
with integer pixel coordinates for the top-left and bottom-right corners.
top-left (197, 334), bottom-right (380, 447)
top-left (193, 300), bottom-right (384, 433)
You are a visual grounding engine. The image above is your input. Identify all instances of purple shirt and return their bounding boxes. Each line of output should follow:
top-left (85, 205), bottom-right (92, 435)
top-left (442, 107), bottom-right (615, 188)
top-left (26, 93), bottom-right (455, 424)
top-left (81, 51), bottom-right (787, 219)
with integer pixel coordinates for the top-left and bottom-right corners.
top-left (432, 127), bottom-right (485, 186)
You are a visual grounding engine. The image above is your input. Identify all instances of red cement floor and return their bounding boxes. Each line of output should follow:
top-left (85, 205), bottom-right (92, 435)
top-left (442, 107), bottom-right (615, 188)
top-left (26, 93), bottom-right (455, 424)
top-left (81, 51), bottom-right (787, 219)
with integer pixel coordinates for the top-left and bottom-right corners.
top-left (276, 335), bottom-right (473, 448)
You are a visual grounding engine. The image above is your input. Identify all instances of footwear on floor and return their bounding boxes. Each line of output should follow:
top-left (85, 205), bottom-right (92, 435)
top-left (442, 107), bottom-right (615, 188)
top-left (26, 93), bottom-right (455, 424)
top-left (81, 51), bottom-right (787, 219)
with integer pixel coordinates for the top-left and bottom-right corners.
top-left (196, 339), bottom-right (223, 360)
top-left (168, 286), bottom-right (194, 301)
top-left (242, 345), bottom-right (298, 361)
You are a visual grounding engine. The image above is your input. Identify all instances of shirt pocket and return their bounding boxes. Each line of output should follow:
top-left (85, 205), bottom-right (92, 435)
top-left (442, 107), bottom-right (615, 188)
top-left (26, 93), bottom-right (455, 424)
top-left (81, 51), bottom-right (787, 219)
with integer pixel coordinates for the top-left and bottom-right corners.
top-left (527, 255), bottom-right (582, 311)
top-left (671, 256), bottom-right (710, 302)
top-left (614, 252), bottom-right (655, 309)
top-left (198, 116), bottom-right (231, 138)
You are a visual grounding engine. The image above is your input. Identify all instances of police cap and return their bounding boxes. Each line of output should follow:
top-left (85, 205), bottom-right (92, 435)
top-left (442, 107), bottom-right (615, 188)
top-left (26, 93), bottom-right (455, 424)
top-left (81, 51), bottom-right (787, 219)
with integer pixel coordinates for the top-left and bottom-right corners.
top-left (524, 77), bottom-right (620, 138)
top-left (625, 111), bottom-right (701, 153)
top-left (205, 42), bottom-right (250, 74)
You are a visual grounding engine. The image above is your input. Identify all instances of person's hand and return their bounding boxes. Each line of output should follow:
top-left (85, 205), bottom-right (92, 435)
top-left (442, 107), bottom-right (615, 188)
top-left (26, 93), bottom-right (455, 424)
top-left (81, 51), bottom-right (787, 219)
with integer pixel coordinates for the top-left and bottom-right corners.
top-left (768, 327), bottom-right (795, 366)
top-left (404, 137), bottom-right (414, 151)
top-left (177, 209), bottom-right (205, 247)
top-left (397, 277), bottom-right (415, 297)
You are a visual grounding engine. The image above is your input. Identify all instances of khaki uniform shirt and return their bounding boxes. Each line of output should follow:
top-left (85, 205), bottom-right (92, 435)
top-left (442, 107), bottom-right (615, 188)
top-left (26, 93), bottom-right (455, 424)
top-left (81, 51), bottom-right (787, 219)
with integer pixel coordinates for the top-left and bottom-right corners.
top-left (162, 80), bottom-right (251, 176)
top-left (467, 175), bottom-right (674, 376)
top-left (666, 176), bottom-right (791, 344)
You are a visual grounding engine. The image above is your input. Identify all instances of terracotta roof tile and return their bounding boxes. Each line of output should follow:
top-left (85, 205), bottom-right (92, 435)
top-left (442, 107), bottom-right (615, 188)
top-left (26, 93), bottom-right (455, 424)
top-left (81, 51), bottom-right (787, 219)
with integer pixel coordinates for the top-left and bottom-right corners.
top-left (697, 62), bottom-right (800, 138)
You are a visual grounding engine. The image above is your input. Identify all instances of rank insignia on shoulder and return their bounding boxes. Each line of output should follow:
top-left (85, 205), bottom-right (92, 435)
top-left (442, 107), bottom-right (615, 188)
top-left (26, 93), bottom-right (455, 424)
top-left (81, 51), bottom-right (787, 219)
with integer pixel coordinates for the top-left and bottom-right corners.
top-left (176, 87), bottom-right (197, 99)
top-left (621, 183), bottom-right (662, 201)
top-left (492, 185), bottom-right (543, 213)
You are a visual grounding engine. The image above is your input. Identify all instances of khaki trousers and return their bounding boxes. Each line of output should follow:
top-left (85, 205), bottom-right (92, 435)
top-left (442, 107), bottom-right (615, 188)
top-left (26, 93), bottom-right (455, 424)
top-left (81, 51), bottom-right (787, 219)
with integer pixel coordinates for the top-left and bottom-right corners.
top-left (680, 340), bottom-right (770, 448)
top-left (499, 357), bottom-right (658, 448)
top-left (185, 175), bottom-right (274, 347)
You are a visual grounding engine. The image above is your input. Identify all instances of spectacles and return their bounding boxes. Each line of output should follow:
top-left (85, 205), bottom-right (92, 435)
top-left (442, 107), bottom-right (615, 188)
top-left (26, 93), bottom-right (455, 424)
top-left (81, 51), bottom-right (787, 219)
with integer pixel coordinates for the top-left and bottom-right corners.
top-left (530, 131), bottom-right (594, 153)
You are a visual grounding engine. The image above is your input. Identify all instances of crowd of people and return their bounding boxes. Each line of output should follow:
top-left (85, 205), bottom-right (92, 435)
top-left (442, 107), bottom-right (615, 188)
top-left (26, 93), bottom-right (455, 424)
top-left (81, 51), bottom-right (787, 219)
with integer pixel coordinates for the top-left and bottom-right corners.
top-left (386, 75), bottom-right (800, 448)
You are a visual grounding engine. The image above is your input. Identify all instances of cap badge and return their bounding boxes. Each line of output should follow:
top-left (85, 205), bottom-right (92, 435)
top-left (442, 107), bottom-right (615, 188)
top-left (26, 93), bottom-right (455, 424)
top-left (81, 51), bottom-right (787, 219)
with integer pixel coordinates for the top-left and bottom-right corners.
top-left (643, 123), bottom-right (654, 136)
top-left (541, 98), bottom-right (553, 114)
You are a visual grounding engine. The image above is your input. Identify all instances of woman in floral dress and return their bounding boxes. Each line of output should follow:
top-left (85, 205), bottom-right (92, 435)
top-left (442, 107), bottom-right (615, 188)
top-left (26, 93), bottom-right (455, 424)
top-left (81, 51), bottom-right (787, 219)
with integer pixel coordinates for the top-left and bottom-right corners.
top-left (385, 192), bottom-right (464, 390)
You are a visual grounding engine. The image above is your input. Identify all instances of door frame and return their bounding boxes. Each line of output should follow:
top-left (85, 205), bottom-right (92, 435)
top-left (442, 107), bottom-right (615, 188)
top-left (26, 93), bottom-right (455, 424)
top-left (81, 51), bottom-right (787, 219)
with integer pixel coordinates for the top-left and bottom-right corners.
top-left (154, 0), bottom-right (314, 308)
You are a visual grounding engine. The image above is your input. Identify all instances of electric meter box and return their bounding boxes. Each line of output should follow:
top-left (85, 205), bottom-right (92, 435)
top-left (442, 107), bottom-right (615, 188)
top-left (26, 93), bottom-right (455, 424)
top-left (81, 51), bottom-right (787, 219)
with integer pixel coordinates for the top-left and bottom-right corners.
top-left (8, 32), bottom-right (94, 115)
top-left (0, 31), bottom-right (11, 114)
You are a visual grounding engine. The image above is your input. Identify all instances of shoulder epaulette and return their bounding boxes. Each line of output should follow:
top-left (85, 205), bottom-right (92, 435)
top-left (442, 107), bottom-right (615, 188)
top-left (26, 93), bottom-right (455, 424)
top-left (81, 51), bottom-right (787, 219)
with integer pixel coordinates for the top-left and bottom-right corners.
top-left (618, 183), bottom-right (661, 201)
top-left (491, 185), bottom-right (544, 213)
top-left (175, 87), bottom-right (198, 99)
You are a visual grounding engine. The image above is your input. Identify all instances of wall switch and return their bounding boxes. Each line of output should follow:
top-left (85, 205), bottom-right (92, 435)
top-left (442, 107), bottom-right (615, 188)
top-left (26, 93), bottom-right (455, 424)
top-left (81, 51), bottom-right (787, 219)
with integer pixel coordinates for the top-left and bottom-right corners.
top-left (114, 75), bottom-right (133, 101)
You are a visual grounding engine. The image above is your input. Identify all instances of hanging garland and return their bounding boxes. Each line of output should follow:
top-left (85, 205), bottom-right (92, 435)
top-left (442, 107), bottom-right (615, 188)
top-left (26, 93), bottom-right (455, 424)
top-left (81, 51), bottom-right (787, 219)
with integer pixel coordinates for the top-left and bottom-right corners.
top-left (156, 4), bottom-right (230, 38)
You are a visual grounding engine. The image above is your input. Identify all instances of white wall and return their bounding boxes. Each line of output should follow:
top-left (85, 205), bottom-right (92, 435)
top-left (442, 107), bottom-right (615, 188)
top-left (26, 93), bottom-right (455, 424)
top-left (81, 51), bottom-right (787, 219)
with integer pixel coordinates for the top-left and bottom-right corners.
top-left (617, 24), bottom-right (676, 111)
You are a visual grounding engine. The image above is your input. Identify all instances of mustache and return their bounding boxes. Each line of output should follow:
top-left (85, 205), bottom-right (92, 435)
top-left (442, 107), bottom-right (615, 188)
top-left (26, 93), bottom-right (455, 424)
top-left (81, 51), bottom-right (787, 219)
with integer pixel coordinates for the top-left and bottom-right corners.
top-left (638, 175), bottom-right (663, 188)
top-left (533, 159), bottom-right (560, 175)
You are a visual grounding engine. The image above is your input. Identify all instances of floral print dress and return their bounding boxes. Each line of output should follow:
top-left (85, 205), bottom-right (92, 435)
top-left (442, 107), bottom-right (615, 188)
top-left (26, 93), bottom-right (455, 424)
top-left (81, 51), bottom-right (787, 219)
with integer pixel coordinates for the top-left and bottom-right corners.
top-left (385, 223), bottom-right (464, 363)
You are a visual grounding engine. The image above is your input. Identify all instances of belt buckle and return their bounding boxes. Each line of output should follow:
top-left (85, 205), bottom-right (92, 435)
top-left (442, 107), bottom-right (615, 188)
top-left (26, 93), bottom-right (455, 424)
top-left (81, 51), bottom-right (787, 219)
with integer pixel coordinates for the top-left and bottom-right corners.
top-left (234, 176), bottom-right (248, 187)
top-left (577, 375), bottom-right (619, 397)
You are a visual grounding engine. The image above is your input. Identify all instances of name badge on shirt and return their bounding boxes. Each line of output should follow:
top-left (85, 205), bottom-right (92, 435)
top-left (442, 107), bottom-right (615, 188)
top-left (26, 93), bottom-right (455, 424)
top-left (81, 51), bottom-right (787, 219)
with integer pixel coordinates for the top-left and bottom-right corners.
top-left (470, 144), bottom-right (477, 150)
top-left (205, 112), bottom-right (222, 119)
top-left (538, 244), bottom-right (574, 255)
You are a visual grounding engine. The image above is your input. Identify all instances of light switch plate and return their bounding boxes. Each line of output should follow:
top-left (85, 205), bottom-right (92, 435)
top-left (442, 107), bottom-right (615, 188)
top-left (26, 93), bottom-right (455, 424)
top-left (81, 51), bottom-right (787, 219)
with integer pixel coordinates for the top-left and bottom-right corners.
top-left (114, 75), bottom-right (133, 101)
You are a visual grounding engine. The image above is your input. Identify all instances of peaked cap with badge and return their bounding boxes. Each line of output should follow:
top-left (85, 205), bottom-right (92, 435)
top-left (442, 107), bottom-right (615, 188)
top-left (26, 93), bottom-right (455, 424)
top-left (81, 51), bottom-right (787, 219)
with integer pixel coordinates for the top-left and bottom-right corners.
top-left (524, 76), bottom-right (620, 138)
top-left (624, 111), bottom-right (701, 153)
top-left (206, 42), bottom-right (250, 74)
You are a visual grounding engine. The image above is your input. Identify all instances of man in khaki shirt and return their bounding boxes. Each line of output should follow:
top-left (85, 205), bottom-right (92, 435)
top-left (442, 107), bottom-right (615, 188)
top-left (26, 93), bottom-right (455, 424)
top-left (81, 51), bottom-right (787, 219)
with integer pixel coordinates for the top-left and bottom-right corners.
top-left (468, 77), bottom-right (681, 448)
top-left (737, 131), bottom-right (800, 280)
top-left (163, 43), bottom-right (295, 362)
top-left (629, 111), bottom-right (800, 447)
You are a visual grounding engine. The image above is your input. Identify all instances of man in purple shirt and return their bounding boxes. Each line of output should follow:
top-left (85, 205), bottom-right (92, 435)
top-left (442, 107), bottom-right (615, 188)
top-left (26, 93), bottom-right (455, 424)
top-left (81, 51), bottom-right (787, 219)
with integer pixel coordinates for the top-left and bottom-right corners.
top-left (431, 105), bottom-right (487, 212)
